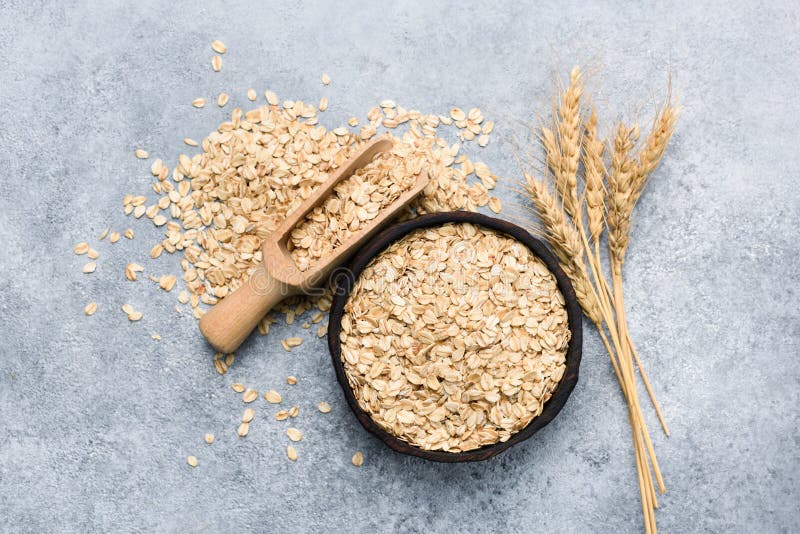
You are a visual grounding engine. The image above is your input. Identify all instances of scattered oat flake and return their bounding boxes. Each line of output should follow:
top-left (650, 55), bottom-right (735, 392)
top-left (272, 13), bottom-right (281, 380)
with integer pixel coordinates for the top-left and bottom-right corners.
top-left (211, 55), bottom-right (222, 72)
top-left (477, 134), bottom-right (489, 147)
top-left (83, 262), bottom-right (97, 274)
top-left (317, 324), bottom-right (327, 338)
top-left (98, 227), bottom-right (110, 241)
top-left (352, 451), bottom-right (364, 467)
top-left (159, 275), bottom-right (177, 291)
top-left (192, 98), bottom-right (206, 108)
top-left (318, 97), bottom-right (328, 111)
top-left (187, 455), bottom-right (198, 467)
top-left (275, 410), bottom-right (289, 421)
top-left (242, 408), bottom-right (255, 423)
top-left (151, 333), bottom-right (161, 340)
top-left (109, 231), bottom-right (120, 243)
top-left (450, 108), bottom-right (466, 121)
top-left (211, 40), bottom-right (226, 54)
top-left (135, 149), bottom-right (149, 159)
top-left (237, 422), bottom-right (249, 437)
top-left (125, 263), bottom-right (144, 281)
top-left (285, 337), bottom-right (302, 348)
top-left (204, 433), bottom-right (214, 444)
top-left (488, 196), bottom-right (502, 213)
top-left (242, 389), bottom-right (258, 403)
top-left (287, 445), bottom-right (298, 461)
top-left (217, 92), bottom-right (229, 107)
top-left (288, 406), bottom-right (299, 418)
top-left (247, 89), bottom-right (257, 101)
top-left (265, 90), bottom-right (278, 105)
top-left (264, 390), bottom-right (282, 403)
top-left (84, 302), bottom-right (97, 316)
top-left (317, 402), bottom-right (331, 413)
top-left (231, 382), bottom-right (245, 393)
top-left (286, 428), bottom-right (302, 442)
top-left (286, 376), bottom-right (297, 385)
top-left (87, 248), bottom-right (99, 260)
top-left (184, 138), bottom-right (199, 147)
top-left (74, 242), bottom-right (89, 255)
top-left (321, 73), bottom-right (331, 85)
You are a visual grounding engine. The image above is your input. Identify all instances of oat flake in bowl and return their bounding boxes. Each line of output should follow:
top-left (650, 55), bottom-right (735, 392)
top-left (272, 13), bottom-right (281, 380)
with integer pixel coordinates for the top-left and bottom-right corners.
top-left (338, 220), bottom-right (572, 453)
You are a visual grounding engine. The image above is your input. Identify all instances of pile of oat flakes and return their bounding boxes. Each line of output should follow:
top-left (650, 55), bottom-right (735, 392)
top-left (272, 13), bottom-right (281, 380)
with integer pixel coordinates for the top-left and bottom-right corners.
top-left (75, 39), bottom-right (507, 465)
top-left (340, 223), bottom-right (570, 452)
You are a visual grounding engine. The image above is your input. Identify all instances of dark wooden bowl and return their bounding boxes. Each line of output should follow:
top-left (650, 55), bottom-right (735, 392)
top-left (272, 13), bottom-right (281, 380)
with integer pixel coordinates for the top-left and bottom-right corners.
top-left (327, 211), bottom-right (583, 462)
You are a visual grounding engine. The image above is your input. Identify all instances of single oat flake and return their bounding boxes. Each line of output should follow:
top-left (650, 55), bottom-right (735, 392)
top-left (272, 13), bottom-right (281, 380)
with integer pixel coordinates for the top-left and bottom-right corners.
top-left (286, 445), bottom-right (298, 461)
top-left (242, 408), bottom-right (255, 423)
top-left (351, 451), bottom-right (364, 467)
top-left (264, 390), bottom-right (282, 404)
top-left (84, 302), bottom-right (97, 316)
top-left (286, 428), bottom-right (302, 442)
top-left (204, 433), bottom-right (215, 444)
top-left (187, 455), bottom-right (198, 467)
top-left (211, 40), bottom-right (226, 54)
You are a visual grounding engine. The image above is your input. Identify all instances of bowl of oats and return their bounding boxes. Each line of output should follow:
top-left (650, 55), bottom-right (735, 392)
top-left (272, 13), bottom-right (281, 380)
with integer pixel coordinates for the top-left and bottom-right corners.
top-left (328, 211), bottom-right (582, 462)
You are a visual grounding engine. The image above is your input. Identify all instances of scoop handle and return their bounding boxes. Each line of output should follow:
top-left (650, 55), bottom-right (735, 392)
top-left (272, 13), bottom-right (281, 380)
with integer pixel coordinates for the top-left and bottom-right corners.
top-left (199, 264), bottom-right (292, 353)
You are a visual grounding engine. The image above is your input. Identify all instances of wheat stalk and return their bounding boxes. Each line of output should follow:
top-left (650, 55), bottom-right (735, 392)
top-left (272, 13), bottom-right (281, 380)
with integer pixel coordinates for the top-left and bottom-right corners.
top-left (523, 67), bottom-right (680, 534)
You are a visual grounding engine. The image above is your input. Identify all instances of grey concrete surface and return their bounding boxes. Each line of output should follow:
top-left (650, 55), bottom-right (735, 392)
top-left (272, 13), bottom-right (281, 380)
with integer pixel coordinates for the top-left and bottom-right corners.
top-left (0, 1), bottom-right (798, 532)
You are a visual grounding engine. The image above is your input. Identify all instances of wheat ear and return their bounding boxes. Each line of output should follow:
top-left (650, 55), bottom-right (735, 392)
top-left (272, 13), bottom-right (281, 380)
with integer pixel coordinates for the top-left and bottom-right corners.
top-left (630, 101), bottom-right (681, 208)
top-left (583, 109), bottom-right (606, 242)
top-left (555, 66), bottom-right (584, 219)
top-left (607, 122), bottom-right (639, 265)
top-left (523, 172), bottom-right (602, 324)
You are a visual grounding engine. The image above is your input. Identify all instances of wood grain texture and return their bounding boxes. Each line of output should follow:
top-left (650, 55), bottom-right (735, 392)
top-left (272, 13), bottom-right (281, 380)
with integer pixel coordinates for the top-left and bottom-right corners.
top-left (328, 211), bottom-right (583, 462)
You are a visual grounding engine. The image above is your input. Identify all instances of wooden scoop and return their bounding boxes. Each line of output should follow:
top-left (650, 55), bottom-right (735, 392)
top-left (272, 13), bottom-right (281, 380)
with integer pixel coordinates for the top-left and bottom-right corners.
top-left (199, 136), bottom-right (429, 353)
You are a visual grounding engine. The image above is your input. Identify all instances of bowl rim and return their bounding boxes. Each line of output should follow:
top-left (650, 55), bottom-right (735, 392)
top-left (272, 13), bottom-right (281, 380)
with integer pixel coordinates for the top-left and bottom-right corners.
top-left (327, 211), bottom-right (583, 462)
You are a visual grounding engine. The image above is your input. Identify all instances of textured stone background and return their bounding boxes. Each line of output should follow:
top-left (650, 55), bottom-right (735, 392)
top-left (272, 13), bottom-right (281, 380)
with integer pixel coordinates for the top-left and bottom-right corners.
top-left (1, 1), bottom-right (798, 533)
